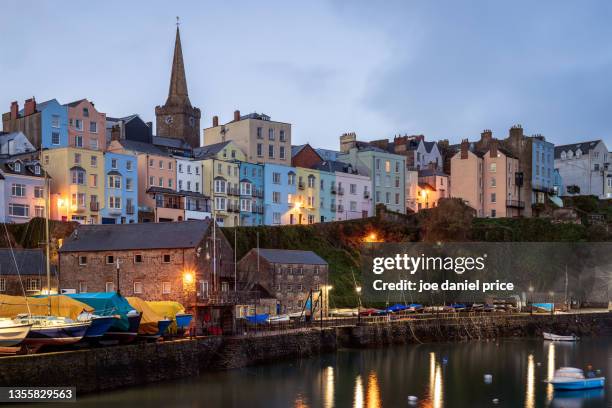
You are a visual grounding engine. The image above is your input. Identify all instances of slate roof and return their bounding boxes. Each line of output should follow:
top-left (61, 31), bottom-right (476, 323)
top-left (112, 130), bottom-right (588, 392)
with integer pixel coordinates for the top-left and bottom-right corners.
top-left (423, 141), bottom-right (436, 153)
top-left (314, 148), bottom-right (341, 161)
top-left (253, 249), bottom-right (328, 265)
top-left (0, 249), bottom-right (50, 275)
top-left (418, 182), bottom-right (436, 191)
top-left (64, 99), bottom-right (87, 108)
top-left (314, 160), bottom-right (359, 175)
top-left (554, 140), bottom-right (602, 159)
top-left (0, 158), bottom-right (46, 178)
top-left (153, 136), bottom-right (192, 151)
top-left (193, 141), bottom-right (231, 159)
top-left (113, 139), bottom-right (169, 156)
top-left (59, 220), bottom-right (212, 252)
top-left (291, 144), bottom-right (306, 157)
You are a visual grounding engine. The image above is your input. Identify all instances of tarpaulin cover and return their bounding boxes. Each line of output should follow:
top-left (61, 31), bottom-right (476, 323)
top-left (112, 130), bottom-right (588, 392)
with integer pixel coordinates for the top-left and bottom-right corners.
top-left (0, 294), bottom-right (93, 320)
top-left (386, 304), bottom-right (409, 312)
top-left (146, 301), bottom-right (186, 334)
top-left (246, 314), bottom-right (269, 324)
top-left (126, 297), bottom-right (165, 335)
top-left (68, 292), bottom-right (136, 331)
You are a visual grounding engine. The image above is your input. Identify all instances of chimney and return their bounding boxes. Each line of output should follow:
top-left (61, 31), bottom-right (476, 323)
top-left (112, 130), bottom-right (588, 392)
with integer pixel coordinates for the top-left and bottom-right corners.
top-left (490, 139), bottom-right (498, 157)
top-left (480, 129), bottom-right (492, 142)
top-left (10, 101), bottom-right (19, 119)
top-left (340, 132), bottom-right (357, 153)
top-left (111, 125), bottom-right (122, 142)
top-left (212, 115), bottom-right (219, 127)
top-left (509, 124), bottom-right (523, 140)
top-left (233, 110), bottom-right (240, 122)
top-left (460, 139), bottom-right (469, 159)
top-left (24, 98), bottom-right (36, 116)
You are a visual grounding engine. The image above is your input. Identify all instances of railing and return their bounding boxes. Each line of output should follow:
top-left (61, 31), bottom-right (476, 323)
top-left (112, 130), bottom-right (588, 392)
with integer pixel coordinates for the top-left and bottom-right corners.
top-left (331, 187), bottom-right (337, 194)
top-left (363, 191), bottom-right (370, 199)
top-left (89, 202), bottom-right (99, 212)
top-left (228, 187), bottom-right (240, 196)
top-left (506, 199), bottom-right (525, 209)
top-left (186, 204), bottom-right (211, 212)
top-left (198, 290), bottom-right (261, 305)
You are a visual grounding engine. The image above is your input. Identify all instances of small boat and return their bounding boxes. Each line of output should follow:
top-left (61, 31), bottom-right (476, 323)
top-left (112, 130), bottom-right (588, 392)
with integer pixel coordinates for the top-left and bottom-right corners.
top-left (268, 314), bottom-right (290, 323)
top-left (104, 310), bottom-right (142, 344)
top-left (246, 314), bottom-right (269, 324)
top-left (76, 312), bottom-right (117, 339)
top-left (544, 332), bottom-right (579, 342)
top-left (15, 315), bottom-right (90, 346)
top-left (175, 313), bottom-right (193, 330)
top-left (0, 318), bottom-right (32, 347)
top-left (548, 367), bottom-right (605, 391)
top-left (451, 303), bottom-right (467, 311)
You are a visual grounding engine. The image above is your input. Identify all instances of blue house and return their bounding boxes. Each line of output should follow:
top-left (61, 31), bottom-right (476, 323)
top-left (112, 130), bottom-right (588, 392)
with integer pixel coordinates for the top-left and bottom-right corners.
top-left (531, 135), bottom-right (555, 204)
top-left (313, 162), bottom-right (336, 223)
top-left (263, 163), bottom-right (296, 225)
top-left (239, 162), bottom-right (265, 226)
top-left (101, 152), bottom-right (138, 224)
top-left (37, 99), bottom-right (69, 149)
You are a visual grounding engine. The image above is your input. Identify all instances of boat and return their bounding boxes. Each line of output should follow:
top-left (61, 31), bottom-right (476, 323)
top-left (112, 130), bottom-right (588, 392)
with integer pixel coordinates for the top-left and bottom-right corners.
top-left (548, 367), bottom-right (605, 391)
top-left (0, 318), bottom-right (32, 347)
top-left (104, 310), bottom-right (142, 344)
top-left (268, 314), bottom-right (290, 323)
top-left (146, 301), bottom-right (192, 334)
top-left (245, 313), bottom-right (269, 324)
top-left (543, 332), bottom-right (579, 342)
top-left (76, 312), bottom-right (117, 339)
top-left (126, 297), bottom-right (172, 339)
top-left (14, 315), bottom-right (90, 346)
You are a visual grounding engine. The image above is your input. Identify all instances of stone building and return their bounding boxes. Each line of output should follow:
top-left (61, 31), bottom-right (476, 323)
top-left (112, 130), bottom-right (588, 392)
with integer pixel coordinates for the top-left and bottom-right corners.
top-left (58, 220), bottom-right (237, 331)
top-left (155, 26), bottom-right (201, 148)
top-left (0, 249), bottom-right (54, 296)
top-left (237, 248), bottom-right (329, 314)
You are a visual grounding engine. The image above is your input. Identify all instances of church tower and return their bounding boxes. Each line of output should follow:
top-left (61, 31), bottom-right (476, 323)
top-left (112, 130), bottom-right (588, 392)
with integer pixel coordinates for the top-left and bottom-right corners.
top-left (155, 22), bottom-right (201, 148)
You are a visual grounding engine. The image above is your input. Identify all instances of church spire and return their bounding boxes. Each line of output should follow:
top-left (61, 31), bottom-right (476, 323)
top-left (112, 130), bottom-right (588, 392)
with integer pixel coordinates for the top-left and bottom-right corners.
top-left (166, 20), bottom-right (191, 107)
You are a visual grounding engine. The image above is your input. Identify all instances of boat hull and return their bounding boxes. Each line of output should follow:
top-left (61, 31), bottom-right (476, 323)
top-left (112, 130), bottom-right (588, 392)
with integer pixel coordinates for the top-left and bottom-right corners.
top-left (175, 313), bottom-right (193, 329)
top-left (23, 323), bottom-right (90, 346)
top-left (543, 332), bottom-right (578, 342)
top-left (104, 313), bottom-right (142, 344)
top-left (0, 323), bottom-right (32, 347)
top-left (84, 316), bottom-right (116, 338)
top-left (552, 378), bottom-right (605, 390)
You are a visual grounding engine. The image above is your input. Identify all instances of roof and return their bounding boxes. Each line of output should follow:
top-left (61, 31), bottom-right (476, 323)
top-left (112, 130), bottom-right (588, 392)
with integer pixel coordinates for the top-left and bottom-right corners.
top-left (64, 99), bottom-right (87, 108)
top-left (314, 160), bottom-right (359, 175)
top-left (59, 220), bottom-right (212, 252)
top-left (314, 148), bottom-right (340, 161)
top-left (291, 144), bottom-right (307, 157)
top-left (418, 168), bottom-right (448, 177)
top-left (418, 182), bottom-right (436, 191)
top-left (153, 136), bottom-right (192, 151)
top-left (0, 249), bottom-right (49, 275)
top-left (113, 139), bottom-right (169, 156)
top-left (253, 249), bottom-right (328, 265)
top-left (0, 158), bottom-right (46, 178)
top-left (423, 141), bottom-right (436, 153)
top-left (193, 141), bottom-right (231, 159)
top-left (554, 140), bottom-right (602, 159)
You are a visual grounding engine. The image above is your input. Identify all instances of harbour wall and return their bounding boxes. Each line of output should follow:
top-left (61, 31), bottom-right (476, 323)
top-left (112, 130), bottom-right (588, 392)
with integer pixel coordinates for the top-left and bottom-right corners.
top-left (0, 313), bottom-right (609, 394)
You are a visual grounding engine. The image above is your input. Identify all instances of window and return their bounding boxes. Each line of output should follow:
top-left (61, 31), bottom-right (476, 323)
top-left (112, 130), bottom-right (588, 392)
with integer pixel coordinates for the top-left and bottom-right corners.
top-left (111, 159), bottom-right (118, 169)
top-left (90, 139), bottom-right (98, 150)
top-left (268, 145), bottom-right (275, 158)
top-left (79, 256), bottom-right (87, 266)
top-left (149, 176), bottom-right (155, 186)
top-left (186, 181), bottom-right (191, 191)
top-left (11, 183), bottom-right (26, 197)
top-left (240, 182), bottom-right (252, 195)
top-left (280, 146), bottom-right (286, 160)
top-left (200, 281), bottom-right (209, 298)
top-left (105, 282), bottom-right (114, 292)
top-left (256, 127), bottom-right (263, 139)
top-left (159, 160), bottom-right (164, 169)
top-left (490, 177), bottom-right (496, 187)
top-left (273, 212), bottom-right (281, 224)
top-left (79, 281), bottom-right (87, 293)
top-left (490, 163), bottom-right (497, 172)
top-left (33, 205), bottom-right (44, 217)
top-left (51, 132), bottom-right (60, 145)
top-left (0, 278), bottom-right (6, 292)
top-left (168, 179), bottom-right (172, 189)
top-left (214, 179), bottom-right (226, 193)
top-left (187, 165), bottom-right (191, 174)
top-left (74, 153), bottom-right (81, 164)
top-left (149, 159), bottom-right (154, 167)
top-left (162, 282), bottom-right (171, 294)
top-left (240, 198), bottom-right (253, 212)
top-left (491, 209), bottom-right (497, 218)
top-left (350, 184), bottom-right (357, 194)
top-left (385, 192), bottom-right (390, 204)
top-left (491, 193), bottom-right (496, 203)
top-left (126, 178), bottom-right (133, 191)
top-left (215, 197), bottom-right (226, 210)
top-left (167, 161), bottom-right (173, 170)
top-left (108, 175), bottom-right (121, 189)
top-left (90, 174), bottom-right (97, 187)
top-left (108, 196), bottom-right (121, 209)
top-left (288, 173), bottom-right (295, 185)
top-left (257, 143), bottom-right (263, 157)
top-left (308, 215), bottom-right (315, 224)
top-left (308, 175), bottom-right (315, 188)
top-left (395, 193), bottom-right (400, 205)
top-left (268, 128), bottom-right (275, 140)
top-left (395, 161), bottom-right (400, 173)
top-left (195, 167), bottom-right (199, 175)
top-left (9, 204), bottom-right (29, 217)
top-left (195, 182), bottom-right (199, 191)
top-left (90, 156), bottom-right (97, 167)
top-left (72, 169), bottom-right (85, 185)
top-left (26, 278), bottom-right (39, 292)
top-left (133, 282), bottom-right (143, 294)
top-left (106, 255), bottom-right (115, 264)
top-left (376, 159), bottom-right (381, 170)
top-left (178, 180), bottom-right (183, 190)
top-left (89, 121), bottom-right (97, 133)
top-left (126, 161), bottom-right (133, 171)
top-left (159, 177), bottom-right (164, 187)
top-left (280, 129), bottom-right (286, 142)
top-left (163, 254), bottom-right (171, 263)
top-left (272, 172), bottom-right (281, 184)
top-left (51, 115), bottom-right (60, 128)
top-left (385, 160), bottom-right (391, 173)
top-left (75, 119), bottom-right (83, 130)
top-left (272, 191), bottom-right (281, 203)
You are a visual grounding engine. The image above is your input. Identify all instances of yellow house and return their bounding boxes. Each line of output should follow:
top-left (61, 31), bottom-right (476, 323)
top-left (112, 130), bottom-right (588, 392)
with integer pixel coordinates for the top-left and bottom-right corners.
top-left (195, 141), bottom-right (246, 227)
top-left (292, 167), bottom-right (319, 224)
top-left (44, 147), bottom-right (105, 224)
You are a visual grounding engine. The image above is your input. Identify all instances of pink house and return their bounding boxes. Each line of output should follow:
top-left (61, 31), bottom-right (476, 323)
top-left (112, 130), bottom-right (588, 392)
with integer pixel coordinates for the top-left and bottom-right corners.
top-left (65, 99), bottom-right (106, 151)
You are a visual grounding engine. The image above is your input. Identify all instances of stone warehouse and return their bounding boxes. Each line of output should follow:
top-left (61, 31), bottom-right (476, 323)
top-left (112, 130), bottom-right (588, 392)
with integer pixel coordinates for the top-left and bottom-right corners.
top-left (58, 220), bottom-right (236, 331)
top-left (0, 248), bottom-right (53, 296)
top-left (237, 248), bottom-right (329, 314)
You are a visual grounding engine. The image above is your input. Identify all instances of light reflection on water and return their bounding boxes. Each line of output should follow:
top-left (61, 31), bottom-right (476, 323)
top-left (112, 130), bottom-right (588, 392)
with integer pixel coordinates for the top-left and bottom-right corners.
top-left (26, 338), bottom-right (610, 408)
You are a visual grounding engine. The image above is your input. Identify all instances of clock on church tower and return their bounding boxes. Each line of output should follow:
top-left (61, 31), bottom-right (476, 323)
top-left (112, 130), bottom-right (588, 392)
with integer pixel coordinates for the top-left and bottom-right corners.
top-left (155, 24), bottom-right (201, 148)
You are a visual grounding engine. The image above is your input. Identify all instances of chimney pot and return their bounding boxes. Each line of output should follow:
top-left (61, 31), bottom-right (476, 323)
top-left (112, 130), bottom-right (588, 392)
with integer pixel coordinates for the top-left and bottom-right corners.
top-left (460, 139), bottom-right (469, 159)
top-left (10, 101), bottom-right (19, 119)
top-left (233, 110), bottom-right (240, 122)
top-left (212, 115), bottom-right (219, 127)
top-left (490, 139), bottom-right (498, 157)
top-left (24, 97), bottom-right (36, 116)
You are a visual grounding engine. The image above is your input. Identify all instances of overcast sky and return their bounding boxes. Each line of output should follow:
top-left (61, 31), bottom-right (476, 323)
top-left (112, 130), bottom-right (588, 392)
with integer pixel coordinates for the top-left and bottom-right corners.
top-left (1, 0), bottom-right (612, 149)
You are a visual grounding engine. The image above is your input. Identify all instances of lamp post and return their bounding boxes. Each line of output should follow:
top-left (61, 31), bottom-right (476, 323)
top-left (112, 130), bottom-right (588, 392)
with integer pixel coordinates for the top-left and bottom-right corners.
top-left (549, 291), bottom-right (555, 316)
top-left (528, 286), bottom-right (534, 316)
top-left (356, 285), bottom-right (362, 325)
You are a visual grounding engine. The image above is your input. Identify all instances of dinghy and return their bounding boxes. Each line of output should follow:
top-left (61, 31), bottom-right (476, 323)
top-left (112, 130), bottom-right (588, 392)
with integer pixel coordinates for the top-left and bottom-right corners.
top-left (0, 318), bottom-right (32, 347)
top-left (548, 367), bottom-right (605, 391)
top-left (543, 332), bottom-right (579, 342)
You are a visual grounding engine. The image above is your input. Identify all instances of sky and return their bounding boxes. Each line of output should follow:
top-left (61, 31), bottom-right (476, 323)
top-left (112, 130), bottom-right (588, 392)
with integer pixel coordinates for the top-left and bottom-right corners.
top-left (1, 0), bottom-right (612, 149)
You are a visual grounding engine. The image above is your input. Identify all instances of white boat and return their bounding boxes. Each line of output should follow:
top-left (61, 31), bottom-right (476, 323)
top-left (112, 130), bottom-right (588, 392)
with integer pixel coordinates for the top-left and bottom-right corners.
top-left (268, 314), bottom-right (290, 323)
top-left (543, 332), bottom-right (579, 342)
top-left (14, 315), bottom-right (90, 346)
top-left (548, 367), bottom-right (605, 390)
top-left (0, 318), bottom-right (32, 347)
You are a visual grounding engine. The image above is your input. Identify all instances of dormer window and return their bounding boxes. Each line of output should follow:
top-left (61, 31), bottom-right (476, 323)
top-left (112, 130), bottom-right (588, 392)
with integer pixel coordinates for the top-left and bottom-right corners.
top-left (14, 162), bottom-right (21, 172)
top-left (567, 150), bottom-right (573, 158)
top-left (34, 165), bottom-right (40, 175)
top-left (561, 151), bottom-right (567, 160)
top-left (575, 149), bottom-right (582, 158)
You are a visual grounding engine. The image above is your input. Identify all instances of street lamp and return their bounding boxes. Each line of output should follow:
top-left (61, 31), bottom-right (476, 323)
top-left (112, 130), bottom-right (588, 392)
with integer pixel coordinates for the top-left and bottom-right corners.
top-left (356, 286), bottom-right (362, 324)
top-left (549, 291), bottom-right (555, 316)
top-left (528, 286), bottom-right (534, 316)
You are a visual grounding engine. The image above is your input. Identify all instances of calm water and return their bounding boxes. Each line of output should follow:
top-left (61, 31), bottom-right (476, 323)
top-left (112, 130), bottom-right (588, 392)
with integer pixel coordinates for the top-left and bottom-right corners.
top-left (33, 338), bottom-right (612, 408)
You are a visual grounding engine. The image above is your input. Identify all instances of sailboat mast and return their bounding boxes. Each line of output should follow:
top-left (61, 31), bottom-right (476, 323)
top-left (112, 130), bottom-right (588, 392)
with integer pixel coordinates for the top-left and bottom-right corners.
top-left (45, 160), bottom-right (51, 315)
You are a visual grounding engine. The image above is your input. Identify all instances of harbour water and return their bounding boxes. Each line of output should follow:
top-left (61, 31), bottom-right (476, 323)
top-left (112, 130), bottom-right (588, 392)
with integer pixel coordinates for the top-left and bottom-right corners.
top-left (34, 338), bottom-right (611, 408)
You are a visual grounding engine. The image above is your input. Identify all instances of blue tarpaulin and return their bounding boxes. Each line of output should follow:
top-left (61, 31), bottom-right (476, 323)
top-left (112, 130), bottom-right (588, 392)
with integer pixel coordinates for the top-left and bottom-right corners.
top-left (532, 303), bottom-right (554, 312)
top-left (246, 314), bottom-right (269, 324)
top-left (386, 304), bottom-right (409, 313)
top-left (67, 292), bottom-right (136, 331)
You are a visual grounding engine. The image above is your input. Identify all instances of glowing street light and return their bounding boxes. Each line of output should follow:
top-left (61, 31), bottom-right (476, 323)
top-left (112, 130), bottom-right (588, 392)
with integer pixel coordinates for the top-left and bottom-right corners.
top-left (183, 270), bottom-right (194, 285)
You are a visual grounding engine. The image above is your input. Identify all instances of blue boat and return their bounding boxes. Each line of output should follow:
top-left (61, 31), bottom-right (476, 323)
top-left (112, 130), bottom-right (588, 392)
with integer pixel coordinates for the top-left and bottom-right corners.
top-left (549, 367), bottom-right (605, 391)
top-left (246, 314), bottom-right (269, 324)
top-left (175, 313), bottom-right (193, 330)
top-left (14, 315), bottom-right (90, 346)
top-left (157, 319), bottom-right (172, 336)
top-left (81, 315), bottom-right (116, 338)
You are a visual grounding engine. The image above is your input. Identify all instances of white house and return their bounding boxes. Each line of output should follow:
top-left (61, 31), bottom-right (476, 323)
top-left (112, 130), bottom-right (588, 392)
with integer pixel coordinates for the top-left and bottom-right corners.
top-left (554, 140), bottom-right (612, 199)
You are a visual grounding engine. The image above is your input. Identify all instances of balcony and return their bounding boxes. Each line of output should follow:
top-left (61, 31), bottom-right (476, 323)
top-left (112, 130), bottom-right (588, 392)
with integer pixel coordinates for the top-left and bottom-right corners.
top-left (89, 201), bottom-right (99, 212)
top-left (331, 187), bottom-right (337, 194)
top-left (228, 187), bottom-right (240, 196)
top-left (126, 204), bottom-right (135, 215)
top-left (506, 200), bottom-right (525, 209)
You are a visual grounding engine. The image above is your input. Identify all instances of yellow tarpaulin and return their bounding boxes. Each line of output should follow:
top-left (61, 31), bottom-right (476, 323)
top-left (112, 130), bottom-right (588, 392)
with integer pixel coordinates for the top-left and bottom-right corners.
top-left (126, 297), bottom-right (164, 335)
top-left (146, 301), bottom-right (185, 334)
top-left (0, 294), bottom-right (93, 320)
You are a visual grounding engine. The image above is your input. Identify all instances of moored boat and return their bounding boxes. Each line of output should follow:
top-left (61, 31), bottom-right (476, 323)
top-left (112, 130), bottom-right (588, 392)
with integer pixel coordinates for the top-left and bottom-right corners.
top-left (0, 318), bottom-right (32, 347)
top-left (76, 313), bottom-right (117, 338)
top-left (549, 367), bottom-right (605, 391)
top-left (15, 315), bottom-right (90, 346)
top-left (543, 332), bottom-right (579, 342)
